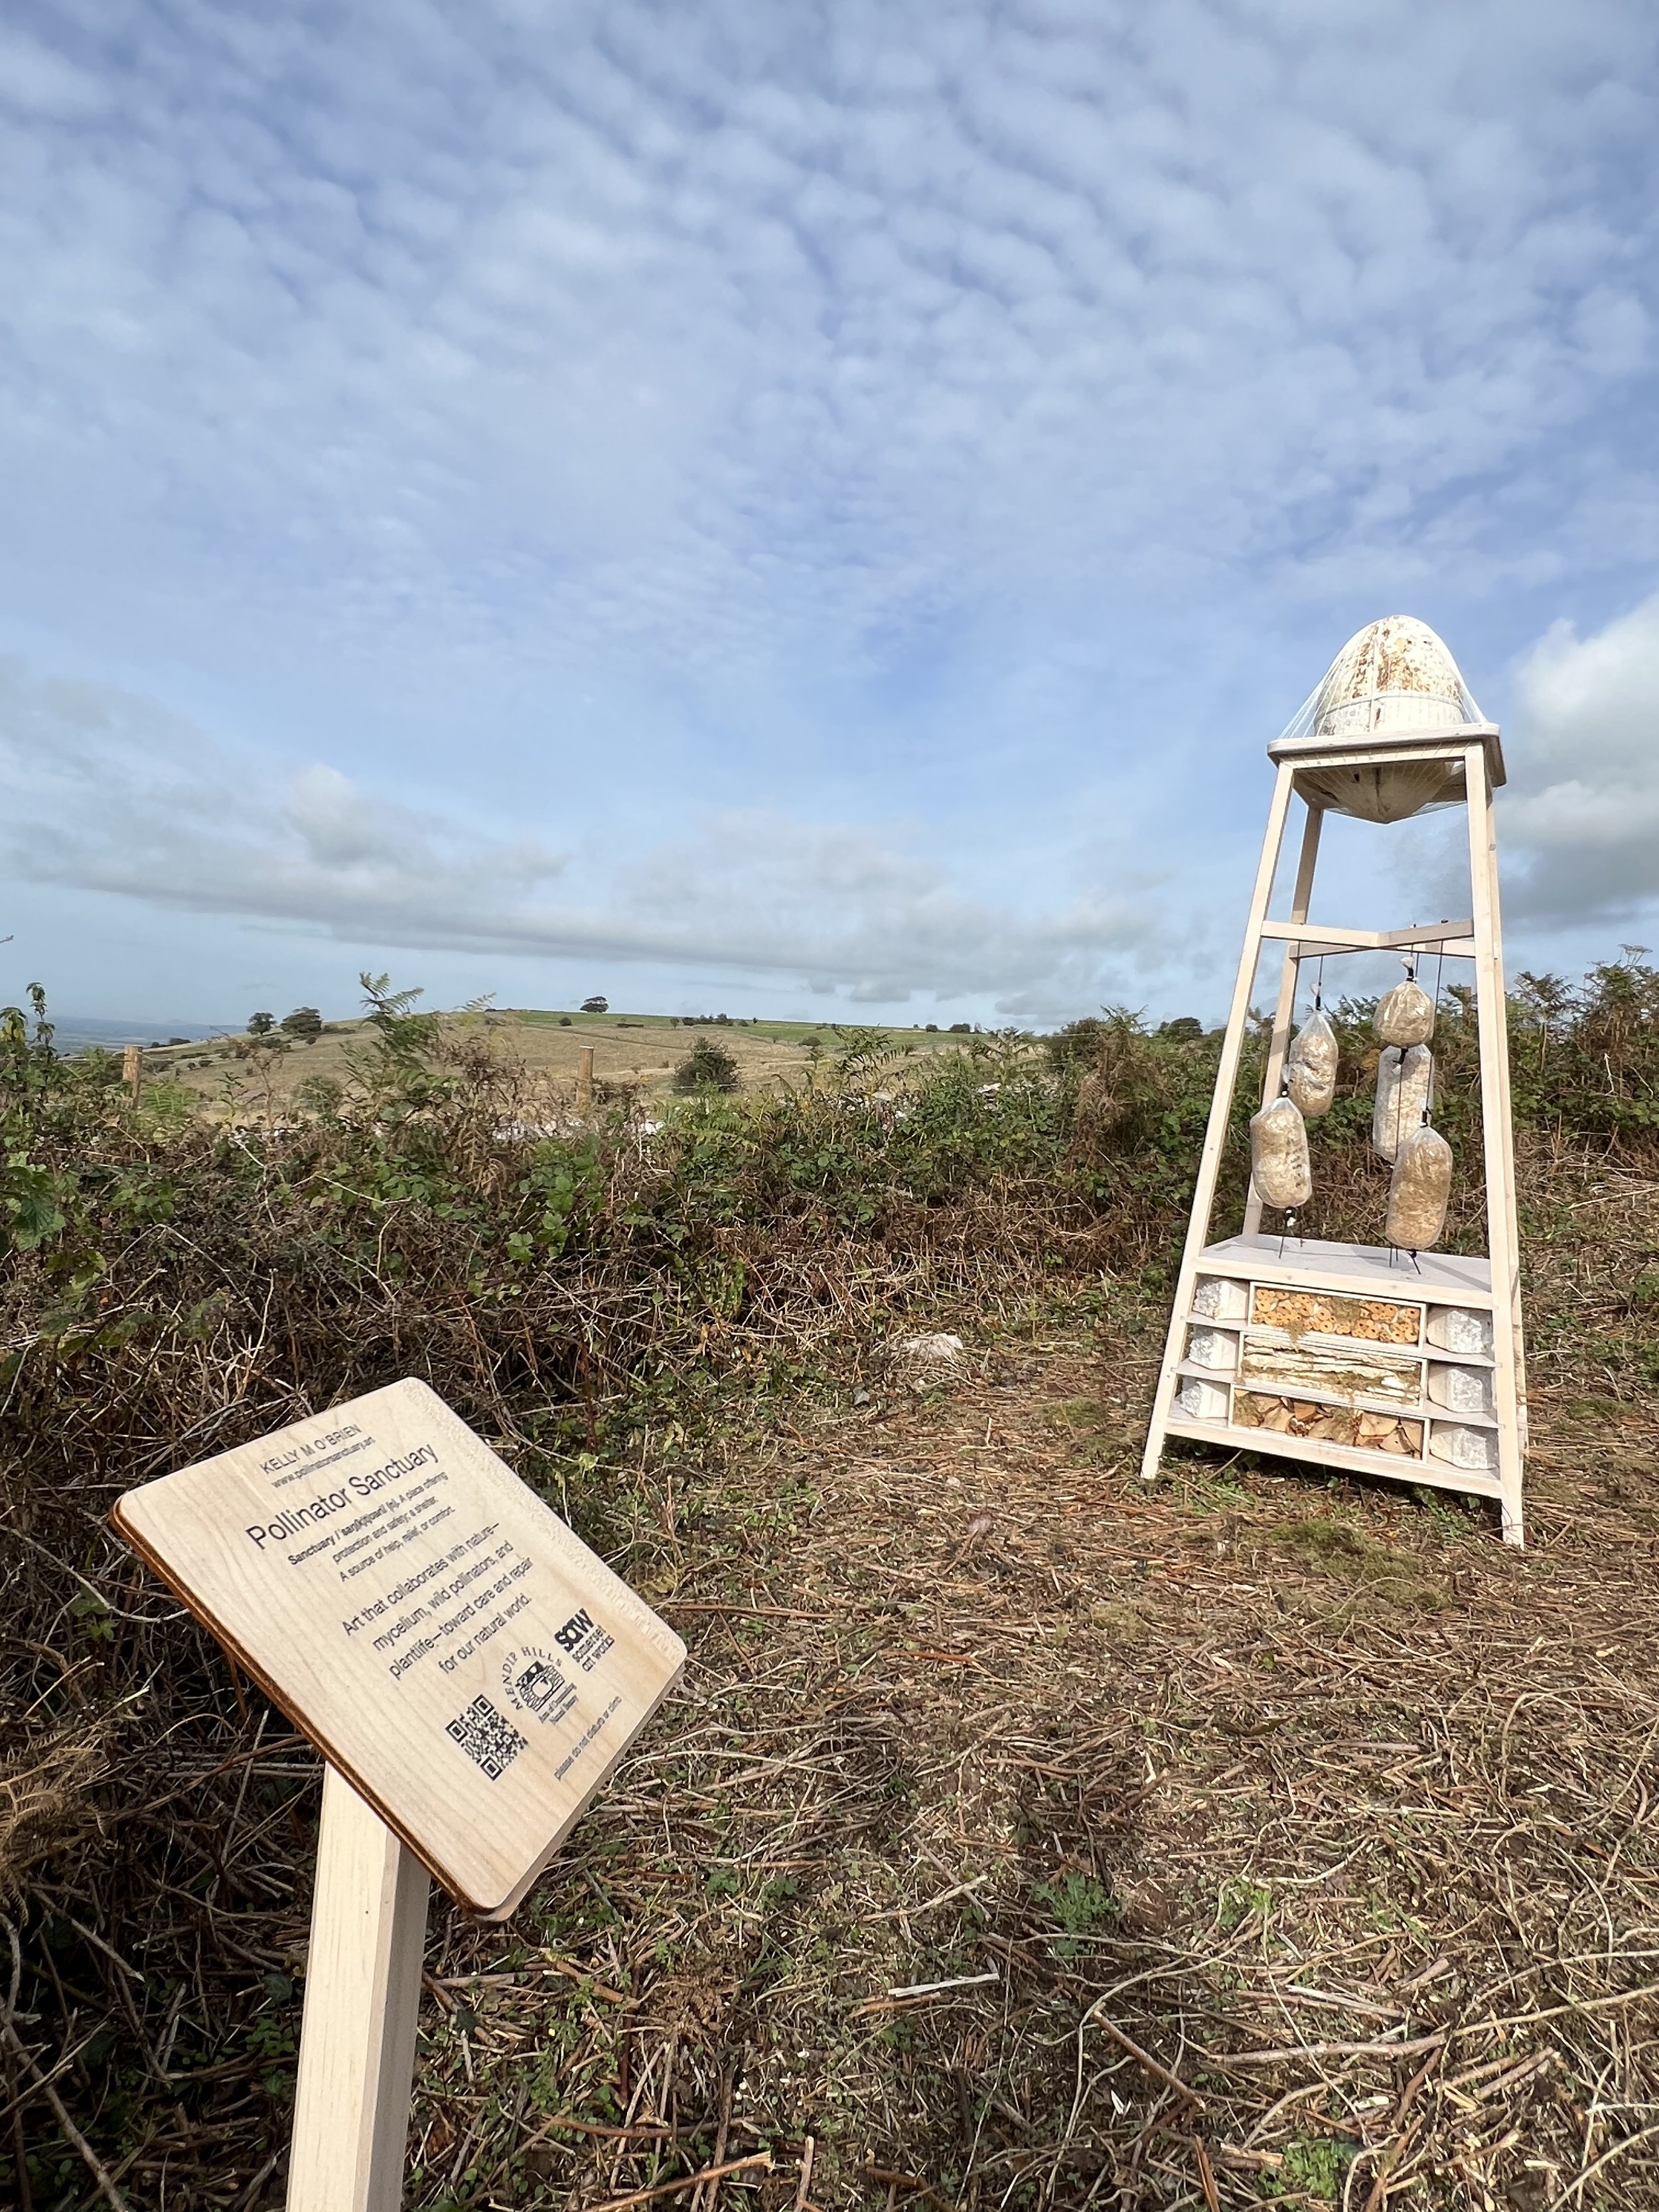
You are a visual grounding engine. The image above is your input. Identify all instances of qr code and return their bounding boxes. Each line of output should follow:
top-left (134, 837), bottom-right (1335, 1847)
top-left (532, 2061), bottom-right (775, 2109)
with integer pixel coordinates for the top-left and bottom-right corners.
top-left (445, 1694), bottom-right (527, 1781)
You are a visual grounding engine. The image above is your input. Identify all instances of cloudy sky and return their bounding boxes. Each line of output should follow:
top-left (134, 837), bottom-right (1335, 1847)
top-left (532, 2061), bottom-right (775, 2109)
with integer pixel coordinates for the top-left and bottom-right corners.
top-left (2, 0), bottom-right (1657, 1031)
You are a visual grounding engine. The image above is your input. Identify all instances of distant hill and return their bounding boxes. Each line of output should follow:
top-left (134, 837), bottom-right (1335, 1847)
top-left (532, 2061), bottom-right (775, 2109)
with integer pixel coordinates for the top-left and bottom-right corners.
top-left (46, 1015), bottom-right (232, 1056)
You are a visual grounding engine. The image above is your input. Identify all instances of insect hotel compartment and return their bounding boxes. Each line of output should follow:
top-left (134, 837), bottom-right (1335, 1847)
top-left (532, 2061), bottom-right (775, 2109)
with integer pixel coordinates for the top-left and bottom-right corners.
top-left (1163, 1236), bottom-right (1501, 1495)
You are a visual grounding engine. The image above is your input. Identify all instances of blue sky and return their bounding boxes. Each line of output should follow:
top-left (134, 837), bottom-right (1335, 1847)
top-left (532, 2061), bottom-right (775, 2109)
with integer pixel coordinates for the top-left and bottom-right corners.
top-left (2, 0), bottom-right (1657, 1030)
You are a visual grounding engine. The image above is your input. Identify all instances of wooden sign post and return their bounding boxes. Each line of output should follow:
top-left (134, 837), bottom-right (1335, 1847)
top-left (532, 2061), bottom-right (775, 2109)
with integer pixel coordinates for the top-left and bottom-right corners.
top-left (286, 1767), bottom-right (430, 2212)
top-left (114, 1379), bottom-right (685, 2210)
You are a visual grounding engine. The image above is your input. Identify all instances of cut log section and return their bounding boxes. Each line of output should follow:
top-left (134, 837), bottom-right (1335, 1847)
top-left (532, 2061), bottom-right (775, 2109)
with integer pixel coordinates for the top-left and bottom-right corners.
top-left (1234, 1392), bottom-right (1423, 1456)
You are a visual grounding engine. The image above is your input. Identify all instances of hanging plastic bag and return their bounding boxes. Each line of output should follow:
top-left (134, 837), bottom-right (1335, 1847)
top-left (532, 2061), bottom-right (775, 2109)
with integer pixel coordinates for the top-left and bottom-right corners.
top-left (1386, 1124), bottom-right (1452, 1250)
top-left (1372, 1045), bottom-right (1433, 1163)
top-left (1375, 978), bottom-right (1435, 1047)
top-left (1250, 1094), bottom-right (1311, 1210)
top-left (1285, 1006), bottom-right (1338, 1116)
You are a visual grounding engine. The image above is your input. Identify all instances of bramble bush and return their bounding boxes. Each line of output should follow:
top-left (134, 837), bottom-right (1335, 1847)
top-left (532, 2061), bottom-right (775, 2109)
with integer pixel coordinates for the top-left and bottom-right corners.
top-left (2, 952), bottom-right (1658, 2204)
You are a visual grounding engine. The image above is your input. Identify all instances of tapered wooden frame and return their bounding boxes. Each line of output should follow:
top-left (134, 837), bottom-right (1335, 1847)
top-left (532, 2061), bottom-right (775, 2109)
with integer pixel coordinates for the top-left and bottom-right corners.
top-left (1139, 731), bottom-right (1526, 1543)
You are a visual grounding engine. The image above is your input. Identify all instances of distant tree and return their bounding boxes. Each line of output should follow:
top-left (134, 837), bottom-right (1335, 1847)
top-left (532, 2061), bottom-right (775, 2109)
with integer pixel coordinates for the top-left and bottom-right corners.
top-left (279, 1006), bottom-right (323, 1041)
top-left (948, 1021), bottom-right (972, 1033)
top-left (925, 1023), bottom-right (938, 1032)
top-left (581, 995), bottom-right (609, 1014)
top-left (1046, 1014), bottom-right (1131, 1072)
top-left (672, 1037), bottom-right (740, 1094)
top-left (1157, 1015), bottom-right (1204, 1042)
top-left (557, 1015), bottom-right (573, 1026)
top-left (248, 1011), bottom-right (275, 1035)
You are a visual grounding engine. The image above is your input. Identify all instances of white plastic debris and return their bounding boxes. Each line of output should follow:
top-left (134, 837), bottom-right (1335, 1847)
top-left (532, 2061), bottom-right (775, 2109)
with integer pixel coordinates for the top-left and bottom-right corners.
top-left (888, 1333), bottom-right (969, 1390)
top-left (1285, 1006), bottom-right (1338, 1117)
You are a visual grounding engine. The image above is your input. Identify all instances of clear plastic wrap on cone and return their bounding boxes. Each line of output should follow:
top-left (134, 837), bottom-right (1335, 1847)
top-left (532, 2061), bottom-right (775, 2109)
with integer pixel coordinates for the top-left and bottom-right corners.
top-left (1373, 1045), bottom-right (1433, 1162)
top-left (1375, 978), bottom-right (1436, 1047)
top-left (1285, 1007), bottom-right (1338, 1116)
top-left (1250, 1094), bottom-right (1312, 1211)
top-left (1386, 1124), bottom-right (1452, 1251)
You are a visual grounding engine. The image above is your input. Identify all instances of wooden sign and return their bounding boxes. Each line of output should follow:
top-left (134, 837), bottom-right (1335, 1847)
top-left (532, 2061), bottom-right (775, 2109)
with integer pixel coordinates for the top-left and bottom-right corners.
top-left (114, 1378), bottom-right (685, 1918)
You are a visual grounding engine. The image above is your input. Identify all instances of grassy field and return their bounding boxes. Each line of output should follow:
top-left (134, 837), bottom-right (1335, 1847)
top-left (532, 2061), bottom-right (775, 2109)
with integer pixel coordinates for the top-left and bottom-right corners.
top-left (3, 966), bottom-right (1658, 2209)
top-left (145, 1007), bottom-right (976, 1110)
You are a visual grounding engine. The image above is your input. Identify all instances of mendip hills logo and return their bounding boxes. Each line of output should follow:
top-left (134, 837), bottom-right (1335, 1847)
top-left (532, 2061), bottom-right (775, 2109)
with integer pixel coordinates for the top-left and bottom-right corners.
top-left (499, 1645), bottom-right (577, 1728)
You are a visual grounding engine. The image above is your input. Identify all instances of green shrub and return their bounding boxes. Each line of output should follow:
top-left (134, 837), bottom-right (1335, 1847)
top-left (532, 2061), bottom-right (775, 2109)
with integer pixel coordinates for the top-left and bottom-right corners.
top-left (672, 1037), bottom-right (740, 1093)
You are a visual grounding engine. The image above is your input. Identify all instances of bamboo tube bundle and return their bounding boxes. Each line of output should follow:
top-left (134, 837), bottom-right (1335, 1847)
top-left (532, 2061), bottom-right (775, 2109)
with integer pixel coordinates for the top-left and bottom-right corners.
top-left (1249, 1094), bottom-right (1311, 1210)
top-left (1373, 1044), bottom-right (1433, 1162)
top-left (1386, 1124), bottom-right (1453, 1250)
top-left (1285, 1006), bottom-right (1338, 1116)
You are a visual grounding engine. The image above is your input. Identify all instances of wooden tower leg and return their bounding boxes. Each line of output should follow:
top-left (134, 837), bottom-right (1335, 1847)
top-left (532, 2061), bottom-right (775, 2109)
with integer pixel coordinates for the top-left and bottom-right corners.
top-left (1243, 802), bottom-right (1324, 1236)
top-left (287, 1765), bottom-right (432, 2212)
top-left (1465, 745), bottom-right (1526, 1545)
top-left (1140, 763), bottom-right (1297, 1484)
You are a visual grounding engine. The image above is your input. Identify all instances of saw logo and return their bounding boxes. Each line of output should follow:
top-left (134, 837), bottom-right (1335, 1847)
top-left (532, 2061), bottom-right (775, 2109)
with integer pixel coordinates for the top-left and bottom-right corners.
top-left (553, 1606), bottom-right (614, 1674)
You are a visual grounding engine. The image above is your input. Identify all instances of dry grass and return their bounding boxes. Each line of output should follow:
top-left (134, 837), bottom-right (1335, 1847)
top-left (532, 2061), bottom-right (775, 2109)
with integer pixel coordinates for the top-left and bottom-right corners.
top-left (3, 1131), bottom-right (1657, 2209)
top-left (146, 1011), bottom-right (968, 1112)
top-left (397, 1169), bottom-right (1659, 2212)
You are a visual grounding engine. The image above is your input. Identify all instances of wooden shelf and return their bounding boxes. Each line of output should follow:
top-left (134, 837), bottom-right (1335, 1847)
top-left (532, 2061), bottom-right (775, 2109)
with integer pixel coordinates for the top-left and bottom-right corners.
top-left (1163, 1414), bottom-right (1501, 1499)
top-left (1185, 1315), bottom-right (1496, 1368)
top-left (1198, 1235), bottom-right (1494, 1305)
top-left (1178, 1363), bottom-right (1498, 1431)
top-left (1181, 1359), bottom-right (1495, 1430)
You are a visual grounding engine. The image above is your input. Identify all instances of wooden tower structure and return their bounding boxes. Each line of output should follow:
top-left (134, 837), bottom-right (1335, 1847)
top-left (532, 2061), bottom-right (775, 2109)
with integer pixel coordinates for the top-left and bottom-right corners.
top-left (1139, 617), bottom-right (1527, 1543)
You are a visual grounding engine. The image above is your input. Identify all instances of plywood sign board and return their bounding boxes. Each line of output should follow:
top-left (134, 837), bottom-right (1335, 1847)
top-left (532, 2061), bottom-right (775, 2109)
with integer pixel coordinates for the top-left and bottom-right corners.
top-left (113, 1379), bottom-right (685, 1919)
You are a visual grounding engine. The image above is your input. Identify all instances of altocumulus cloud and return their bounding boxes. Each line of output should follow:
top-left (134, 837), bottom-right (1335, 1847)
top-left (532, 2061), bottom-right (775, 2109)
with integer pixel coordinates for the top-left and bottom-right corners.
top-left (1, 1), bottom-right (1656, 1022)
top-left (2, 0), bottom-right (1656, 697)
top-left (0, 662), bottom-right (1168, 1011)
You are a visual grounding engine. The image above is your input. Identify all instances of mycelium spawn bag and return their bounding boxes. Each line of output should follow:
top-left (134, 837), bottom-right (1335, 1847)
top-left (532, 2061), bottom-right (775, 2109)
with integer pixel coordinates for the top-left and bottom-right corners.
top-left (1374, 978), bottom-right (1436, 1048)
top-left (1285, 1006), bottom-right (1338, 1116)
top-left (1385, 1124), bottom-right (1453, 1251)
top-left (1372, 1045), bottom-right (1433, 1163)
top-left (1250, 1094), bottom-right (1312, 1211)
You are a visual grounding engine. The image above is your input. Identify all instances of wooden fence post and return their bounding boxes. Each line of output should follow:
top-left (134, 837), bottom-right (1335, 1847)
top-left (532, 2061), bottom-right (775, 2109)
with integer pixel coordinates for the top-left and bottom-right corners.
top-left (576, 1046), bottom-right (595, 1112)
